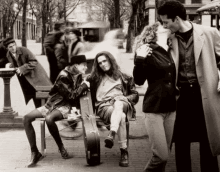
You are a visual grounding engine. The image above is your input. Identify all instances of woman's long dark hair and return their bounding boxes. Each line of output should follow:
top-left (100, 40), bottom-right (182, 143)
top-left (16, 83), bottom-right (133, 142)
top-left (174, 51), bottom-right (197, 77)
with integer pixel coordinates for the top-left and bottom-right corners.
top-left (90, 51), bottom-right (121, 83)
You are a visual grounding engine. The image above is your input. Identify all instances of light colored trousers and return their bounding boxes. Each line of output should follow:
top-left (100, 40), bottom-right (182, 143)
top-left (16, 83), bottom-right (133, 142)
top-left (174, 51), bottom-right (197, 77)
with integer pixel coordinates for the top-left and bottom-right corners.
top-left (144, 111), bottom-right (176, 172)
top-left (110, 101), bottom-right (128, 149)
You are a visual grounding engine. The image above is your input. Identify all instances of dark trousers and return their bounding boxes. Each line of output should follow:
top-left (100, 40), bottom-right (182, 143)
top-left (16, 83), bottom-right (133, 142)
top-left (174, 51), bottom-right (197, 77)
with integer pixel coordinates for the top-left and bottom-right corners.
top-left (45, 49), bottom-right (59, 84)
top-left (173, 83), bottom-right (219, 172)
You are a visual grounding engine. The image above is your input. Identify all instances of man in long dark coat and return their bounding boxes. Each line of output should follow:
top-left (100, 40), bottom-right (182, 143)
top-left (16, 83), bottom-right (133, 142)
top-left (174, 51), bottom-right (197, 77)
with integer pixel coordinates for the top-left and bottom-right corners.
top-left (43, 20), bottom-right (65, 83)
top-left (4, 37), bottom-right (52, 108)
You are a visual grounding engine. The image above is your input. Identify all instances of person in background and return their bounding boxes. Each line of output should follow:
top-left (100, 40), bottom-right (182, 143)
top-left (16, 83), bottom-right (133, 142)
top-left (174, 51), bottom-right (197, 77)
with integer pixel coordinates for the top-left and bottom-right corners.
top-left (44, 20), bottom-right (65, 83)
top-left (54, 32), bottom-right (68, 74)
top-left (133, 22), bottom-right (176, 172)
top-left (87, 51), bottom-right (139, 167)
top-left (4, 37), bottom-right (52, 108)
top-left (23, 55), bottom-right (89, 167)
top-left (65, 27), bottom-right (84, 63)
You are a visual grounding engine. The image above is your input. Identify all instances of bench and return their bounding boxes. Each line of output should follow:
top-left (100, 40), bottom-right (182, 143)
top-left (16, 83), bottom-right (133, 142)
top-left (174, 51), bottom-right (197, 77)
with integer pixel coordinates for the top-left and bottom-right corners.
top-left (35, 86), bottom-right (130, 165)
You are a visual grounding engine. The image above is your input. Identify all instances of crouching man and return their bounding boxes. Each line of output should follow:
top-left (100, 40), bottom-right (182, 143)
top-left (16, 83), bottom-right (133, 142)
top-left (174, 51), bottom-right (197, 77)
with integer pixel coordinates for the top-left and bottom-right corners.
top-left (87, 51), bottom-right (139, 167)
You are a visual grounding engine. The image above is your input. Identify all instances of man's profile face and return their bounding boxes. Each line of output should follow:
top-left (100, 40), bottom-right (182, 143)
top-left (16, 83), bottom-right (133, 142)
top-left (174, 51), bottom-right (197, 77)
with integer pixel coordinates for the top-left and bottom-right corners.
top-left (97, 55), bottom-right (111, 72)
top-left (7, 42), bottom-right (16, 54)
top-left (69, 32), bottom-right (77, 41)
top-left (59, 24), bottom-right (65, 32)
top-left (160, 15), bottom-right (179, 34)
top-left (75, 62), bottom-right (87, 74)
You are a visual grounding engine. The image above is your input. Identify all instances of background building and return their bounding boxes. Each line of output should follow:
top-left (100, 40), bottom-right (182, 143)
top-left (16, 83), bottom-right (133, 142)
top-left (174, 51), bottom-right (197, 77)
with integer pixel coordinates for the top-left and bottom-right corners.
top-left (145, 0), bottom-right (217, 28)
top-left (13, 11), bottom-right (36, 40)
top-left (0, 4), bottom-right (37, 40)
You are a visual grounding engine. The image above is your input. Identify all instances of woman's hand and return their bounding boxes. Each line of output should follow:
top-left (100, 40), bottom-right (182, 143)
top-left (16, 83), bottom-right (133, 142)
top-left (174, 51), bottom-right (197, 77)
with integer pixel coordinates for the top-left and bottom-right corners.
top-left (136, 44), bottom-right (152, 57)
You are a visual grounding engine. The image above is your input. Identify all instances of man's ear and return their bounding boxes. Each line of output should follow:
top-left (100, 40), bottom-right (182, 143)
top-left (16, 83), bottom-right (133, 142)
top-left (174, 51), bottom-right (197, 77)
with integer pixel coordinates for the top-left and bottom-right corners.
top-left (175, 16), bottom-right (181, 23)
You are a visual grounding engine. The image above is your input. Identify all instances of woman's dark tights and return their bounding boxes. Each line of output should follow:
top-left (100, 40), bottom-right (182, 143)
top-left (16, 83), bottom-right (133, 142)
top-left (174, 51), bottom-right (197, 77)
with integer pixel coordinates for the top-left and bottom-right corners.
top-left (23, 109), bottom-right (44, 153)
top-left (45, 109), bottom-right (64, 150)
top-left (23, 109), bottom-right (64, 152)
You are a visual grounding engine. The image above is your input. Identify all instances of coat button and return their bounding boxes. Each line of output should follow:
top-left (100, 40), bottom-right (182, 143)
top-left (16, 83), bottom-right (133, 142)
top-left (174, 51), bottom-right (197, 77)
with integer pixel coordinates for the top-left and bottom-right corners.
top-left (168, 63), bottom-right (171, 65)
top-left (168, 73), bottom-right (171, 76)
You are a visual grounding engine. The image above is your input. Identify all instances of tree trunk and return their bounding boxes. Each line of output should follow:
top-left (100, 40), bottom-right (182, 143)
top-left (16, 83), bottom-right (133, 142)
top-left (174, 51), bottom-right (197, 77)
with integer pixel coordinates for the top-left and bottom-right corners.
top-left (2, 12), bottom-right (9, 39)
top-left (114, 0), bottom-right (120, 28)
top-left (22, 0), bottom-right (28, 47)
top-left (109, 16), bottom-right (114, 29)
top-left (10, 24), bottom-right (14, 38)
top-left (35, 16), bottom-right (42, 43)
top-left (64, 0), bottom-right (67, 22)
top-left (41, 0), bottom-right (48, 55)
top-left (126, 0), bottom-right (147, 53)
top-left (126, 4), bottom-right (136, 53)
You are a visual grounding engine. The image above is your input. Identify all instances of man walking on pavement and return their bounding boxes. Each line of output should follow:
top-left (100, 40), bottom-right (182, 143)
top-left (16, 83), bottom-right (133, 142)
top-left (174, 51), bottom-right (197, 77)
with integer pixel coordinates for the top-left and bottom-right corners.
top-left (155, 1), bottom-right (220, 172)
top-left (4, 37), bottom-right (52, 108)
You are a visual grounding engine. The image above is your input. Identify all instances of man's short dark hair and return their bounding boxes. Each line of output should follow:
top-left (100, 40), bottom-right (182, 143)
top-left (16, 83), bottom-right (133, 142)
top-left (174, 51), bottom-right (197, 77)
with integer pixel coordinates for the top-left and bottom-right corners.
top-left (158, 0), bottom-right (187, 21)
top-left (54, 20), bottom-right (65, 31)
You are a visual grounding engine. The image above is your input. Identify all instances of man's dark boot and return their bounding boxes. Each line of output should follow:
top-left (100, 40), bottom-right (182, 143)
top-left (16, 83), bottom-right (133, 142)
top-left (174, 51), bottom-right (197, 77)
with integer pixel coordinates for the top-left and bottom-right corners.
top-left (27, 152), bottom-right (43, 168)
top-left (104, 130), bottom-right (116, 148)
top-left (119, 148), bottom-right (129, 167)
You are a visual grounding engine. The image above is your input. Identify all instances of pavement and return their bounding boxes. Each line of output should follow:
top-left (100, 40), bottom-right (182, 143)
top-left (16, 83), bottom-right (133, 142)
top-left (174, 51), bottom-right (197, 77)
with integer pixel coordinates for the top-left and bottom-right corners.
top-left (0, 40), bottom-right (218, 172)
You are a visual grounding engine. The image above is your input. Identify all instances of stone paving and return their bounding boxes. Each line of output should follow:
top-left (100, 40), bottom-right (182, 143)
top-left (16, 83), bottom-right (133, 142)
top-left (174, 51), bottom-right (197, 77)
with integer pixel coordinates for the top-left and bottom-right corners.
top-left (0, 40), bottom-right (219, 172)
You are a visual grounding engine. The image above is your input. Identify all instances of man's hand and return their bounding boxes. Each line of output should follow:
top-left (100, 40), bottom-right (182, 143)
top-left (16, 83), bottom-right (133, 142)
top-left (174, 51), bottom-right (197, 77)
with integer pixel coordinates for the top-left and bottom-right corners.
top-left (136, 44), bottom-right (152, 57)
top-left (218, 70), bottom-right (220, 92)
top-left (5, 63), bottom-right (12, 68)
top-left (16, 68), bottom-right (22, 76)
top-left (114, 95), bottom-right (127, 102)
top-left (82, 79), bottom-right (90, 88)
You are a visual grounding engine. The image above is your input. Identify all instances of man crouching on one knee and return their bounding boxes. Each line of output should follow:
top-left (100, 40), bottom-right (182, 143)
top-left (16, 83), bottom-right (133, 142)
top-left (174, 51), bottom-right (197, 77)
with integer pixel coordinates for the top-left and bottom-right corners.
top-left (87, 51), bottom-right (139, 167)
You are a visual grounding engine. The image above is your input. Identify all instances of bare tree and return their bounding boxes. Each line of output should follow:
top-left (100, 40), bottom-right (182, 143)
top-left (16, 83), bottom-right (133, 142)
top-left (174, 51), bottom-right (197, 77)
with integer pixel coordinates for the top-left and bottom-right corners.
top-left (22, 0), bottom-right (27, 47)
top-left (29, 0), bottom-right (82, 54)
top-left (0, 0), bottom-right (23, 38)
top-left (29, 0), bottom-right (44, 43)
top-left (126, 0), bottom-right (145, 53)
top-left (57, 0), bottom-right (82, 22)
top-left (113, 0), bottom-right (120, 28)
top-left (83, 0), bottom-right (131, 29)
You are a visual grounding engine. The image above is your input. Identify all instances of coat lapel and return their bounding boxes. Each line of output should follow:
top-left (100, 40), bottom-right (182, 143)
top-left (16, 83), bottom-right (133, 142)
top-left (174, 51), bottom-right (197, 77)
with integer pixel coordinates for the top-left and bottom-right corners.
top-left (170, 34), bottom-right (179, 84)
top-left (192, 23), bottom-right (204, 65)
top-left (16, 47), bottom-right (22, 61)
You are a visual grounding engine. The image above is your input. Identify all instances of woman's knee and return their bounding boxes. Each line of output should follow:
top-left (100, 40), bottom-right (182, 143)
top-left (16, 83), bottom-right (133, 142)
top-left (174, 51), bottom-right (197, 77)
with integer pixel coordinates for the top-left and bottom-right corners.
top-left (45, 110), bottom-right (63, 124)
top-left (23, 115), bottom-right (31, 124)
top-left (23, 110), bottom-right (40, 124)
top-left (45, 115), bottom-right (55, 124)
